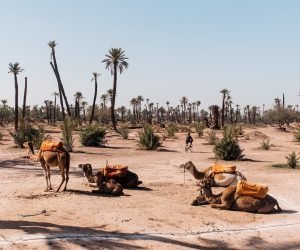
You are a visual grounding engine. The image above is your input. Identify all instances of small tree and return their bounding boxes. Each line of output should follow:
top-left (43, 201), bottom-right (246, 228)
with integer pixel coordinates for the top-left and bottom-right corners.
top-left (214, 125), bottom-right (244, 160)
top-left (138, 124), bottom-right (161, 150)
top-left (61, 117), bottom-right (74, 152)
top-left (285, 151), bottom-right (300, 169)
top-left (80, 124), bottom-right (106, 147)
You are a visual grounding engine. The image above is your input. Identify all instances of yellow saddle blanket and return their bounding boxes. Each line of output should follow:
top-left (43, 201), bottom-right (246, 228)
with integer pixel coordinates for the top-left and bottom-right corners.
top-left (102, 165), bottom-right (128, 178)
top-left (236, 180), bottom-right (268, 199)
top-left (211, 164), bottom-right (236, 174)
top-left (40, 140), bottom-right (64, 152)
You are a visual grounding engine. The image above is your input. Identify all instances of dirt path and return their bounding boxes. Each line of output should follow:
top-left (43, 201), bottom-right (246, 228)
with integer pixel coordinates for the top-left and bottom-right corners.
top-left (0, 126), bottom-right (300, 249)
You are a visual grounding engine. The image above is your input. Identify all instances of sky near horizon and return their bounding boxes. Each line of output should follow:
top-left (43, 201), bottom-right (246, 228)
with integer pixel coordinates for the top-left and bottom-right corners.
top-left (1, 0), bottom-right (300, 110)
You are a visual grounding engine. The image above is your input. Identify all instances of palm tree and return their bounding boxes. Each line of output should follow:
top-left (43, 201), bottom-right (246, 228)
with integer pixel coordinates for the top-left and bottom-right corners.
top-left (8, 62), bottom-right (23, 130)
top-left (107, 89), bottom-right (113, 107)
top-left (196, 100), bottom-right (201, 122)
top-left (48, 40), bottom-right (71, 118)
top-left (22, 77), bottom-right (28, 119)
top-left (52, 91), bottom-right (59, 124)
top-left (100, 94), bottom-right (108, 108)
top-left (90, 72), bottom-right (100, 124)
top-left (180, 96), bottom-right (188, 123)
top-left (220, 89), bottom-right (230, 128)
top-left (74, 91), bottom-right (83, 124)
top-left (137, 95), bottom-right (144, 123)
top-left (81, 100), bottom-right (88, 122)
top-left (102, 48), bottom-right (129, 131)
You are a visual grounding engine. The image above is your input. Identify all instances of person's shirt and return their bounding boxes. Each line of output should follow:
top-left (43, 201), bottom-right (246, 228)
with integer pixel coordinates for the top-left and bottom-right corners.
top-left (186, 135), bottom-right (193, 143)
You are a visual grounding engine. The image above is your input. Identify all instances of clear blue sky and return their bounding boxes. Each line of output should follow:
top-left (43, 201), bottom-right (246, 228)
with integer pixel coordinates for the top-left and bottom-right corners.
top-left (1, 0), bottom-right (300, 110)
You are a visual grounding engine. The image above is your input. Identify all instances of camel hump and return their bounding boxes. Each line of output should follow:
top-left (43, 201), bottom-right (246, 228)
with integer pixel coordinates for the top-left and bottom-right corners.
top-left (236, 180), bottom-right (268, 198)
top-left (40, 140), bottom-right (64, 152)
top-left (211, 164), bottom-right (236, 174)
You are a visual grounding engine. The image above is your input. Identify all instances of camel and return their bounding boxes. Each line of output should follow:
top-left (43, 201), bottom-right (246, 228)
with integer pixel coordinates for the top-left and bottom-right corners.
top-left (92, 179), bottom-right (124, 196)
top-left (24, 141), bottom-right (70, 192)
top-left (78, 163), bottom-right (142, 188)
top-left (180, 161), bottom-right (246, 187)
top-left (192, 178), bottom-right (281, 213)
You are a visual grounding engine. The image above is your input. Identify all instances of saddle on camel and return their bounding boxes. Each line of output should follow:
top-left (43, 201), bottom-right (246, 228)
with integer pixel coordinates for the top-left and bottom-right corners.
top-left (37, 140), bottom-right (64, 161)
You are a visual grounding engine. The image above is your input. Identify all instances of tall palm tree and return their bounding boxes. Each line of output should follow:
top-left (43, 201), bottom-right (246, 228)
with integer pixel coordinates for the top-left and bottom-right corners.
top-left (102, 48), bottom-right (128, 131)
top-left (8, 62), bottom-right (24, 130)
top-left (196, 100), bottom-right (201, 122)
top-left (137, 95), bottom-right (144, 123)
top-left (90, 73), bottom-right (100, 124)
top-left (220, 89), bottom-right (229, 128)
top-left (107, 89), bottom-right (113, 107)
top-left (48, 40), bottom-right (70, 117)
top-left (52, 91), bottom-right (59, 124)
top-left (74, 91), bottom-right (83, 124)
top-left (180, 96), bottom-right (188, 123)
top-left (22, 77), bottom-right (28, 119)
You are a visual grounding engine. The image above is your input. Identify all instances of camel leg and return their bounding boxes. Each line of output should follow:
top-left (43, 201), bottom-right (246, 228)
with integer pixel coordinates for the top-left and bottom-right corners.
top-left (211, 202), bottom-right (231, 210)
top-left (56, 168), bottom-right (65, 192)
top-left (43, 169), bottom-right (49, 192)
top-left (63, 166), bottom-right (69, 191)
top-left (47, 166), bottom-right (53, 190)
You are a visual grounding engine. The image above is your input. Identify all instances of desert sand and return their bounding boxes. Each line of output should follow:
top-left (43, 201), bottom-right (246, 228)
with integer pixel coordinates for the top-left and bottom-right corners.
top-left (0, 125), bottom-right (300, 250)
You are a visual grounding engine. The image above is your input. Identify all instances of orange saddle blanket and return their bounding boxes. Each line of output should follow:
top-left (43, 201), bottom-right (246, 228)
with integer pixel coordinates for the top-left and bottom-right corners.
top-left (211, 164), bottom-right (236, 174)
top-left (40, 140), bottom-right (64, 152)
top-left (101, 165), bottom-right (128, 178)
top-left (236, 180), bottom-right (268, 199)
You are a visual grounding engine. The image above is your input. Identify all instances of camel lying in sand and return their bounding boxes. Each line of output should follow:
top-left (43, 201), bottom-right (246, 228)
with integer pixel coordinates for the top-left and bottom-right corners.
top-left (180, 161), bottom-right (246, 187)
top-left (192, 178), bottom-right (281, 213)
top-left (24, 141), bottom-right (70, 192)
top-left (78, 163), bottom-right (142, 188)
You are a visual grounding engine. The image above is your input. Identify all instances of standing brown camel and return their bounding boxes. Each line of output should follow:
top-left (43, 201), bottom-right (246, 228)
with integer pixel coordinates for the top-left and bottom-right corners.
top-left (24, 141), bottom-right (70, 192)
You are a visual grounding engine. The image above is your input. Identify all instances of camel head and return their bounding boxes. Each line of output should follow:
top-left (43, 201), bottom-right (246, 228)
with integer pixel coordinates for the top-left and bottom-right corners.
top-left (78, 163), bottom-right (93, 177)
top-left (179, 161), bottom-right (194, 171)
top-left (23, 141), bottom-right (34, 154)
top-left (198, 178), bottom-right (213, 195)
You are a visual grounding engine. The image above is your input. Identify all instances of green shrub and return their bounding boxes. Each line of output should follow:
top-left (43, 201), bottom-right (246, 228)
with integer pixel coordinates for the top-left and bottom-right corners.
top-left (119, 127), bottom-right (129, 139)
top-left (61, 118), bottom-right (74, 151)
top-left (207, 131), bottom-right (218, 145)
top-left (80, 124), bottom-right (106, 147)
top-left (138, 124), bottom-right (161, 150)
top-left (195, 123), bottom-right (205, 138)
top-left (285, 151), bottom-right (300, 169)
top-left (213, 125), bottom-right (244, 161)
top-left (10, 121), bottom-right (44, 148)
top-left (260, 140), bottom-right (271, 150)
top-left (166, 123), bottom-right (178, 137)
top-left (294, 127), bottom-right (300, 142)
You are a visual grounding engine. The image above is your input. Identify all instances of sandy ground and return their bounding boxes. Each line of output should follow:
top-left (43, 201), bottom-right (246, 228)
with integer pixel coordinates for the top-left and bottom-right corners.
top-left (0, 125), bottom-right (300, 250)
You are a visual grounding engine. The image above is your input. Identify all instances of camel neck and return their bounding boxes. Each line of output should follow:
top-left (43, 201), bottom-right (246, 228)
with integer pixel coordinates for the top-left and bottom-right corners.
top-left (191, 165), bottom-right (206, 179)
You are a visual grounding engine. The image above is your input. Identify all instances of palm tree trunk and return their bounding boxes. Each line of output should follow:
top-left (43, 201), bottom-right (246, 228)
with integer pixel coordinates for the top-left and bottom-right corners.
top-left (53, 95), bottom-right (57, 124)
top-left (111, 63), bottom-right (118, 131)
top-left (221, 93), bottom-right (225, 127)
top-left (90, 78), bottom-right (98, 124)
top-left (51, 48), bottom-right (71, 116)
top-left (50, 62), bottom-right (65, 120)
top-left (22, 77), bottom-right (27, 119)
top-left (14, 74), bottom-right (19, 131)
